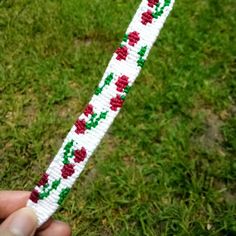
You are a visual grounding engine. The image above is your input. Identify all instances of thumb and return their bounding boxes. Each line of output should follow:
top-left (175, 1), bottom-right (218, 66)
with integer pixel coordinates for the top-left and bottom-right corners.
top-left (0, 207), bottom-right (37, 236)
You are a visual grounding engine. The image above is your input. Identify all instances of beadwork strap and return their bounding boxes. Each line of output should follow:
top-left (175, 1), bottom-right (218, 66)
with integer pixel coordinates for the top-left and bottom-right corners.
top-left (27, 0), bottom-right (175, 226)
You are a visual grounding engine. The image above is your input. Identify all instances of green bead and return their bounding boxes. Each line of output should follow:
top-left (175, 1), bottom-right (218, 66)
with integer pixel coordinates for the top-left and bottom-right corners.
top-left (137, 58), bottom-right (145, 67)
top-left (95, 87), bottom-right (101, 95)
top-left (123, 34), bottom-right (128, 42)
top-left (100, 112), bottom-right (108, 119)
top-left (86, 123), bottom-right (92, 129)
top-left (121, 95), bottom-right (126, 100)
top-left (63, 159), bottom-right (69, 164)
top-left (93, 121), bottom-right (99, 127)
top-left (138, 46), bottom-right (147, 56)
top-left (124, 86), bottom-right (131, 94)
top-left (152, 13), bottom-right (158, 19)
top-left (52, 179), bottom-right (61, 189)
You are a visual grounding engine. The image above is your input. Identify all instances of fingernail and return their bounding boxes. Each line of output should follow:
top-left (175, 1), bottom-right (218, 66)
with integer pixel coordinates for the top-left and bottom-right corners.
top-left (8, 207), bottom-right (37, 236)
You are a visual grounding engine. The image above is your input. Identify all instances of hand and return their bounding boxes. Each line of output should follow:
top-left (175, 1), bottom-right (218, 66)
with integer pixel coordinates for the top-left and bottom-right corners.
top-left (0, 191), bottom-right (71, 236)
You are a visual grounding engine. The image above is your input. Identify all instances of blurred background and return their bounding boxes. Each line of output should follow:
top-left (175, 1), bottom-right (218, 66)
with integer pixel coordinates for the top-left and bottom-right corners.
top-left (0, 0), bottom-right (235, 235)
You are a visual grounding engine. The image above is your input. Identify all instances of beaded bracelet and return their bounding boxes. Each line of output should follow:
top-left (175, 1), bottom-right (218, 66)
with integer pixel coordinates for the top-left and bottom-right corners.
top-left (27, 0), bottom-right (175, 226)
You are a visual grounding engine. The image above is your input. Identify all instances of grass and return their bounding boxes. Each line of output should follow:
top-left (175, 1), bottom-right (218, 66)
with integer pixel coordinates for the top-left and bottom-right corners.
top-left (0, 0), bottom-right (236, 235)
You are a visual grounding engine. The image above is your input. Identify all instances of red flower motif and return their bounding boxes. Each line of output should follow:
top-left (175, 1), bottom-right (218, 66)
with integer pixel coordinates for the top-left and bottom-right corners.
top-left (110, 95), bottom-right (124, 111)
top-left (75, 119), bottom-right (86, 134)
top-left (141, 10), bottom-right (153, 25)
top-left (115, 46), bottom-right (128, 61)
top-left (74, 147), bottom-right (87, 163)
top-left (29, 189), bottom-right (39, 203)
top-left (115, 75), bottom-right (129, 92)
top-left (37, 173), bottom-right (49, 187)
top-left (84, 104), bottom-right (94, 116)
top-left (148, 0), bottom-right (159, 8)
top-left (128, 31), bottom-right (140, 46)
top-left (61, 164), bottom-right (75, 179)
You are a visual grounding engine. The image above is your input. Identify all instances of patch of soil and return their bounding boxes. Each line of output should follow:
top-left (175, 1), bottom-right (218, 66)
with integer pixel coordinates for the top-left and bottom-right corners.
top-left (198, 109), bottom-right (223, 149)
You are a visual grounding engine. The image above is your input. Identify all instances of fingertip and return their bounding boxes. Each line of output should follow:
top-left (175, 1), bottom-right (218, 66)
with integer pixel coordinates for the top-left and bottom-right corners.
top-left (0, 191), bottom-right (31, 219)
top-left (0, 207), bottom-right (38, 236)
top-left (54, 221), bottom-right (71, 236)
top-left (36, 220), bottom-right (71, 236)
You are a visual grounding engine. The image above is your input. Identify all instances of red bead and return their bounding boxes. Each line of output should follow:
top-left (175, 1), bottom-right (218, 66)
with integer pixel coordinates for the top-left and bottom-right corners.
top-left (141, 10), bottom-right (153, 25)
top-left (84, 104), bottom-right (94, 116)
top-left (148, 0), bottom-right (159, 8)
top-left (115, 75), bottom-right (129, 92)
top-left (29, 189), bottom-right (39, 203)
top-left (61, 164), bottom-right (75, 179)
top-left (37, 173), bottom-right (49, 187)
top-left (75, 119), bottom-right (86, 134)
top-left (110, 95), bottom-right (124, 111)
top-left (115, 46), bottom-right (128, 61)
top-left (128, 31), bottom-right (140, 46)
top-left (74, 147), bottom-right (87, 163)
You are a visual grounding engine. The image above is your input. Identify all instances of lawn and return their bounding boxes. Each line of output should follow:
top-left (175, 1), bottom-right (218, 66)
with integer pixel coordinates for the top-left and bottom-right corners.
top-left (0, 0), bottom-right (236, 235)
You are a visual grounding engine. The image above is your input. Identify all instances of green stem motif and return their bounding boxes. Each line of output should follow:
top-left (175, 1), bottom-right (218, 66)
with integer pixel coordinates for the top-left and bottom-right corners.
top-left (137, 46), bottom-right (147, 67)
top-left (86, 111), bottom-right (108, 130)
top-left (152, 0), bottom-right (171, 19)
top-left (63, 140), bottom-right (74, 164)
top-left (39, 179), bottom-right (61, 200)
top-left (95, 73), bottom-right (114, 95)
top-left (58, 188), bottom-right (71, 205)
